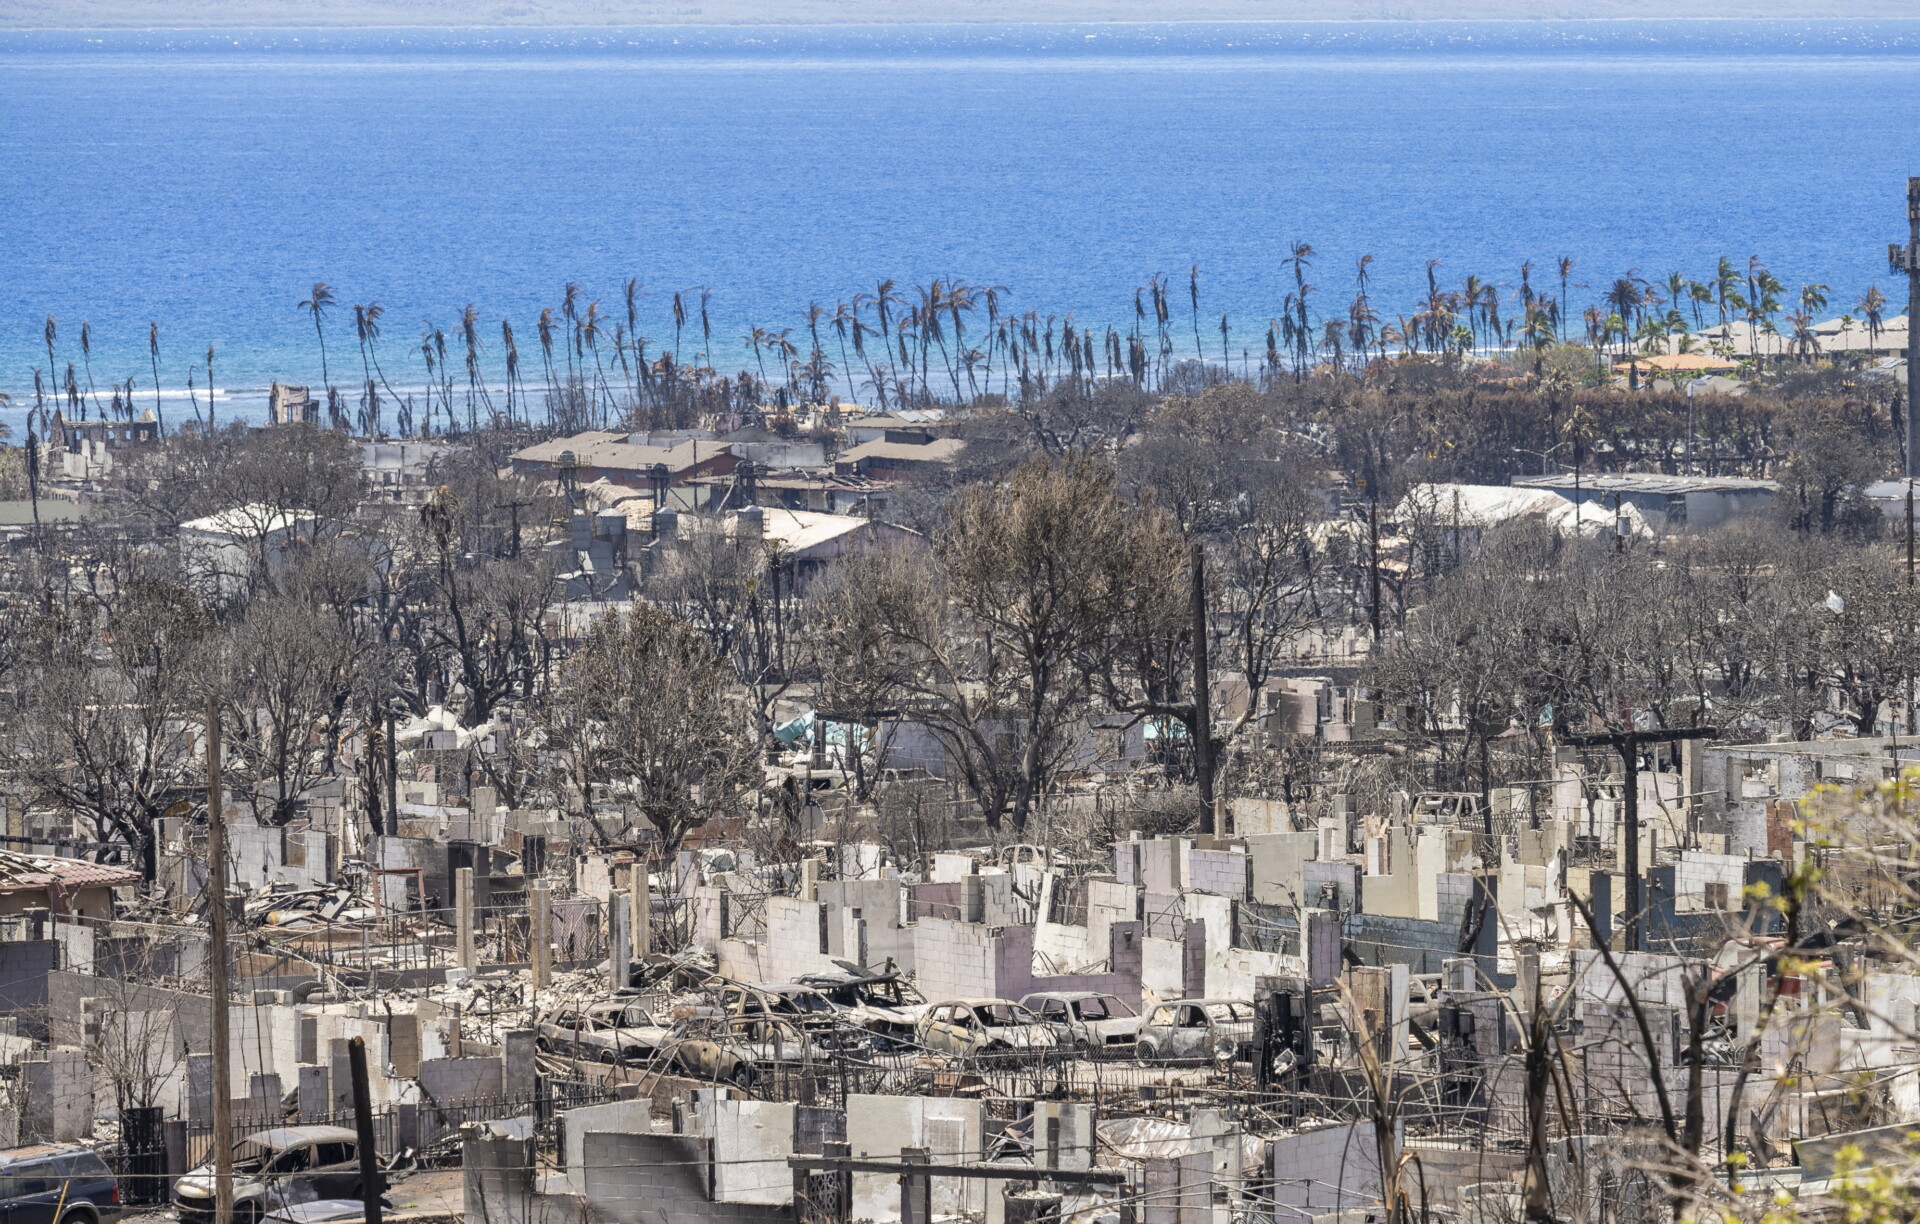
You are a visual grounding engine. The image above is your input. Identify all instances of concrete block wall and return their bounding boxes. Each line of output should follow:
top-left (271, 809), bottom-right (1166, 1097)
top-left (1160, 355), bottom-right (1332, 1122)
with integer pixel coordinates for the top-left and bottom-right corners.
top-left (912, 917), bottom-right (1003, 1002)
top-left (0, 942), bottom-right (59, 1039)
top-left (1269, 1123), bottom-right (1388, 1216)
top-left (375, 836), bottom-right (448, 914)
top-left (930, 853), bottom-right (975, 884)
top-left (711, 1100), bottom-right (797, 1205)
top-left (1139, 839), bottom-right (1182, 895)
top-left (582, 1130), bottom-right (798, 1224)
top-left (1086, 879), bottom-right (1138, 955)
top-left (819, 879), bottom-right (913, 970)
top-left (1435, 873), bottom-right (1473, 932)
top-left (1229, 798), bottom-right (1291, 836)
top-left (559, 1099), bottom-right (652, 1194)
top-left (1142, 1149), bottom-right (1213, 1224)
top-left (466, 1134), bottom-right (581, 1224)
top-left (1186, 850), bottom-right (1247, 899)
top-left (1343, 913), bottom-right (1459, 975)
top-left (1245, 832), bottom-right (1316, 908)
top-left (1023, 922), bottom-right (1146, 1009)
top-left (1143, 893), bottom-right (1186, 941)
top-left (418, 1056), bottom-right (504, 1137)
top-left (1672, 851), bottom-right (1748, 913)
top-left (1301, 860), bottom-right (1358, 912)
top-left (981, 873), bottom-right (1025, 927)
top-left (1207, 945), bottom-right (1294, 1000)
top-left (765, 895), bottom-right (833, 967)
top-left (845, 1094), bottom-right (983, 1223)
top-left (1032, 912), bottom-right (1095, 975)
top-left (21, 1048), bottom-right (91, 1142)
top-left (1142, 937), bottom-right (1186, 1001)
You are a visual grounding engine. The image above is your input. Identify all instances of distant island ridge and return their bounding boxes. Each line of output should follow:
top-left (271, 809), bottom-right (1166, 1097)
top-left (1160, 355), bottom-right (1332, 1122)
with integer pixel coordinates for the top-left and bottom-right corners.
top-left (4, 0), bottom-right (1916, 29)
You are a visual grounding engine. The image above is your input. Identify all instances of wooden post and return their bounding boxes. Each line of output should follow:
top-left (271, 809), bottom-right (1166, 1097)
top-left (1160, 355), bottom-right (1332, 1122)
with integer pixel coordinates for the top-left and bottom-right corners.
top-left (383, 707), bottom-right (399, 838)
top-left (631, 864), bottom-right (651, 958)
top-left (529, 880), bottom-right (552, 988)
top-left (1562, 725), bottom-right (1717, 953)
top-left (1190, 543), bottom-right (1214, 832)
top-left (455, 867), bottom-right (475, 969)
top-left (1905, 177), bottom-right (1919, 483)
top-left (348, 1037), bottom-right (384, 1224)
top-left (206, 700), bottom-right (234, 1224)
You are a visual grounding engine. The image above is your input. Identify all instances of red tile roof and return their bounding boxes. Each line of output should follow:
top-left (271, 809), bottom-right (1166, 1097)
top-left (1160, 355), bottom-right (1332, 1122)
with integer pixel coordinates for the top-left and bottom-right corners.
top-left (0, 851), bottom-right (141, 890)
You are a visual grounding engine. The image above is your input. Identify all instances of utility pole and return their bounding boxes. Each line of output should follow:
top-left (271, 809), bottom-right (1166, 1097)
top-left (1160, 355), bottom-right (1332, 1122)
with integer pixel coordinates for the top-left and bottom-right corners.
top-left (205, 700), bottom-right (234, 1224)
top-left (348, 1037), bottom-right (384, 1224)
top-left (1561, 725), bottom-right (1717, 954)
top-left (1190, 542), bottom-right (1214, 834)
top-left (1366, 497), bottom-right (1382, 638)
top-left (1893, 177), bottom-right (1920, 482)
top-left (384, 705), bottom-right (399, 838)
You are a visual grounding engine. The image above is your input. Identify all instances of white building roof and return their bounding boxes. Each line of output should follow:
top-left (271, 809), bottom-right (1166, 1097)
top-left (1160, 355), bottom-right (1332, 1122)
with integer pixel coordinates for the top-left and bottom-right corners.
top-left (179, 504), bottom-right (315, 538)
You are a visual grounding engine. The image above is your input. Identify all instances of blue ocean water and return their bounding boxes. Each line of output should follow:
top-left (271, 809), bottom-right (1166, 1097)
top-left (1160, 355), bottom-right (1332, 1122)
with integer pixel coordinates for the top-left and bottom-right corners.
top-left (2, 21), bottom-right (1919, 424)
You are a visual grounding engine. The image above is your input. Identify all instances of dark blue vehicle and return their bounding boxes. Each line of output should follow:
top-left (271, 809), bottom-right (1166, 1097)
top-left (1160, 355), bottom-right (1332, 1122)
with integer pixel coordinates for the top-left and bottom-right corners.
top-left (0, 1145), bottom-right (121, 1224)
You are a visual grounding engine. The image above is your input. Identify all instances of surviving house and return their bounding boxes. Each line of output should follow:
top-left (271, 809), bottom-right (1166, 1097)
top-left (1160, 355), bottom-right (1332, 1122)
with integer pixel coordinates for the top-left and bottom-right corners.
top-left (0, 851), bottom-right (141, 921)
top-left (510, 432), bottom-right (739, 498)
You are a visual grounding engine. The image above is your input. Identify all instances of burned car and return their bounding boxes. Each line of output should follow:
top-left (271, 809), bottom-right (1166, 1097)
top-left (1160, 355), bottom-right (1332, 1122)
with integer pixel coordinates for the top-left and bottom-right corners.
top-left (536, 1000), bottom-right (675, 1065)
top-left (916, 999), bottom-right (1059, 1056)
top-left (1134, 999), bottom-right (1255, 1063)
top-left (174, 1126), bottom-right (367, 1223)
top-left (797, 967), bottom-right (929, 1043)
top-left (1019, 991), bottom-right (1142, 1051)
top-left (715, 981), bottom-right (843, 1026)
top-left (670, 1014), bottom-right (855, 1088)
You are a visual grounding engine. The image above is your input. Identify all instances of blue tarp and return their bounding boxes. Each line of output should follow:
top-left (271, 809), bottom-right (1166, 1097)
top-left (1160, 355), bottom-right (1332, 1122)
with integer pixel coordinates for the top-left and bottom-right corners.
top-left (773, 711), bottom-right (815, 746)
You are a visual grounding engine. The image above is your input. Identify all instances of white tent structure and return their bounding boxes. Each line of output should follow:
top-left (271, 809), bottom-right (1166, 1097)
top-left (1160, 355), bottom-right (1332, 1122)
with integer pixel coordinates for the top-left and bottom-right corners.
top-left (1394, 482), bottom-right (1654, 542)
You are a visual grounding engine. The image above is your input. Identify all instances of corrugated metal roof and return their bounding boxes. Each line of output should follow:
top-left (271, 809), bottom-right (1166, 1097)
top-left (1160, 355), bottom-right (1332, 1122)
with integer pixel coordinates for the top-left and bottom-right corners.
top-left (1514, 473), bottom-right (1778, 495)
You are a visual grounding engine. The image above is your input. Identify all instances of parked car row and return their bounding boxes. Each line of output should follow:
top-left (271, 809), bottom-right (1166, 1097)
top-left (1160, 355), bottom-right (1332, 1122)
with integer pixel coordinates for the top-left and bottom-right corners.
top-left (174, 1126), bottom-right (368, 1224)
top-left (535, 972), bottom-right (1261, 1083)
top-left (535, 1000), bottom-right (676, 1065)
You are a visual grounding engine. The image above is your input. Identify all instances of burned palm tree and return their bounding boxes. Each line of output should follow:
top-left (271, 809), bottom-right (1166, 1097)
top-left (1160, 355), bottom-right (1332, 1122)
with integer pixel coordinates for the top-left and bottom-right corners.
top-left (299, 283), bottom-right (337, 400)
top-left (418, 328), bottom-right (438, 436)
top-left (42, 316), bottom-right (57, 419)
top-left (502, 319), bottom-right (522, 424)
top-left (148, 322), bottom-right (166, 435)
top-left (462, 303), bottom-right (489, 431)
top-left (698, 289), bottom-right (714, 369)
top-left (623, 278), bottom-right (646, 404)
top-left (537, 307), bottom-right (559, 416)
top-left (1557, 257), bottom-right (1576, 339)
top-left (831, 300), bottom-right (860, 404)
top-left (804, 302), bottom-right (830, 403)
top-left (1188, 264), bottom-right (1203, 360)
top-left (361, 303), bottom-right (404, 423)
top-left (560, 282), bottom-right (582, 385)
top-left (433, 326), bottom-right (452, 428)
top-left (579, 302), bottom-right (614, 424)
top-left (353, 303), bottom-right (379, 433)
top-left (770, 328), bottom-right (799, 396)
top-left (1348, 256), bottom-right (1379, 366)
top-left (79, 321), bottom-right (105, 417)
